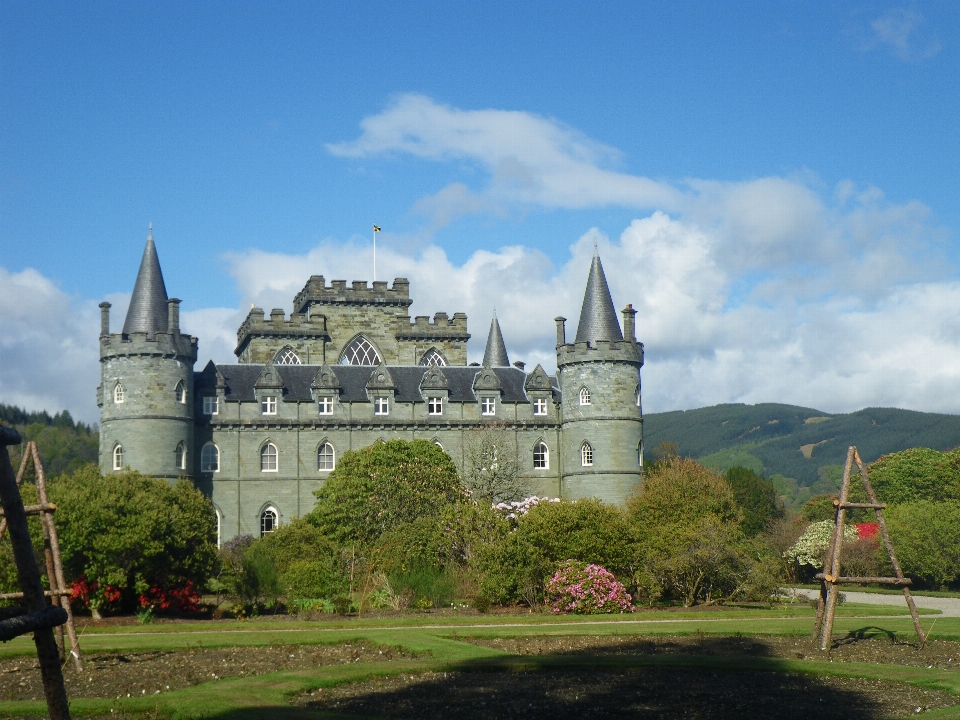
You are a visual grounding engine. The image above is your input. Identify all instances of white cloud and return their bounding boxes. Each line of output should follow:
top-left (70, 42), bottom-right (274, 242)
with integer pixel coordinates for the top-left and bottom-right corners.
top-left (867, 7), bottom-right (941, 61)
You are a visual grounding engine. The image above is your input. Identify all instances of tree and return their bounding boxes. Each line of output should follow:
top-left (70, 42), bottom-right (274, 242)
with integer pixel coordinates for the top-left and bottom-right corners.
top-left (885, 501), bottom-right (960, 589)
top-left (868, 448), bottom-right (960, 504)
top-left (308, 439), bottom-right (466, 547)
top-left (460, 421), bottom-right (525, 503)
top-left (50, 466), bottom-right (217, 615)
top-left (723, 466), bottom-right (784, 536)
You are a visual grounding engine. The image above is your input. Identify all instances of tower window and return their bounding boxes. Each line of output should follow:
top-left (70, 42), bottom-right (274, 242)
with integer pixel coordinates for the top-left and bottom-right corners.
top-left (260, 443), bottom-right (278, 472)
top-left (201, 443), bottom-right (219, 472)
top-left (581, 442), bottom-right (593, 467)
top-left (481, 397), bottom-right (496, 416)
top-left (433, 440), bottom-right (444, 450)
top-left (175, 381), bottom-right (186, 404)
top-left (260, 507), bottom-right (278, 536)
top-left (317, 397), bottom-right (334, 415)
top-left (261, 396), bottom-right (277, 415)
top-left (317, 442), bottom-right (335, 471)
top-left (428, 397), bottom-right (443, 415)
top-left (534, 442), bottom-right (549, 469)
top-left (114, 383), bottom-right (124, 404)
top-left (175, 442), bottom-right (186, 470)
top-left (579, 387), bottom-right (591, 406)
top-left (112, 444), bottom-right (123, 470)
top-left (340, 335), bottom-right (382, 366)
top-left (420, 348), bottom-right (447, 366)
top-left (274, 346), bottom-right (302, 365)
top-left (203, 396), bottom-right (219, 415)
top-left (533, 398), bottom-right (547, 416)
top-left (638, 440), bottom-right (644, 467)
top-left (374, 397), bottom-right (389, 415)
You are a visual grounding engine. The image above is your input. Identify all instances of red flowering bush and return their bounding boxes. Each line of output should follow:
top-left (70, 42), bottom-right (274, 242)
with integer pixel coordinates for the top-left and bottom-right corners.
top-left (70, 574), bottom-right (122, 616)
top-left (138, 581), bottom-right (200, 613)
top-left (545, 560), bottom-right (634, 614)
top-left (855, 522), bottom-right (879, 540)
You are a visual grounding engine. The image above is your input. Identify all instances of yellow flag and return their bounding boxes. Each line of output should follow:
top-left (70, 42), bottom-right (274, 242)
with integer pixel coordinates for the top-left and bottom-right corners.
top-left (373, 224), bottom-right (381, 232)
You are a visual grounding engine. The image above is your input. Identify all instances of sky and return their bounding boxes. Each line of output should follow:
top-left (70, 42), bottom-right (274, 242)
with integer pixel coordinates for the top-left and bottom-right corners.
top-left (2, 1), bottom-right (960, 423)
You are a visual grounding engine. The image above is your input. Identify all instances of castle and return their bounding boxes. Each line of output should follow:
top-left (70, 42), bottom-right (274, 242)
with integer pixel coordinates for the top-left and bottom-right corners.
top-left (98, 229), bottom-right (645, 543)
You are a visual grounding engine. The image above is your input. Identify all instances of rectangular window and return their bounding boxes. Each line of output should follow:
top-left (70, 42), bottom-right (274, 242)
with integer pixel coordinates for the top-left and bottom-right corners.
top-left (261, 396), bottom-right (277, 415)
top-left (375, 397), bottom-right (389, 415)
top-left (317, 397), bottom-right (333, 415)
top-left (533, 398), bottom-right (547, 416)
top-left (481, 397), bottom-right (496, 416)
top-left (202, 396), bottom-right (219, 415)
top-left (428, 397), bottom-right (443, 415)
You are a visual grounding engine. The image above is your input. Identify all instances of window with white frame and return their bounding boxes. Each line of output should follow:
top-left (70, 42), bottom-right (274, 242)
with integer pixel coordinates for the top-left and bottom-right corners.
top-left (112, 444), bottom-right (123, 470)
top-left (579, 387), bottom-right (591, 405)
top-left (175, 381), bottom-right (186, 404)
top-left (638, 441), bottom-right (644, 467)
top-left (533, 398), bottom-right (547, 416)
top-left (481, 397), bottom-right (496, 416)
top-left (215, 508), bottom-right (222, 549)
top-left (340, 335), bottom-right (382, 366)
top-left (433, 440), bottom-right (444, 450)
top-left (201, 443), bottom-right (219, 472)
top-left (260, 443), bottom-right (278, 472)
top-left (274, 346), bottom-right (302, 365)
top-left (175, 442), bottom-right (186, 470)
top-left (420, 348), bottom-right (447, 366)
top-left (374, 397), bottom-right (389, 415)
top-left (317, 442), bottom-right (335, 471)
top-left (114, 382), bottom-right (124, 404)
top-left (202, 396), bottom-right (219, 415)
top-left (533, 442), bottom-right (549, 469)
top-left (261, 396), bottom-right (277, 415)
top-left (581, 442), bottom-right (593, 467)
top-left (317, 396), bottom-right (334, 415)
top-left (260, 507), bottom-right (278, 536)
top-left (428, 397), bottom-right (443, 415)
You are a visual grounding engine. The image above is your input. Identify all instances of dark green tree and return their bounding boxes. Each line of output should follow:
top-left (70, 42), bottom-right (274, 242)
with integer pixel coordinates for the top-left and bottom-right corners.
top-left (868, 447), bottom-right (960, 504)
top-left (723, 466), bottom-right (784, 536)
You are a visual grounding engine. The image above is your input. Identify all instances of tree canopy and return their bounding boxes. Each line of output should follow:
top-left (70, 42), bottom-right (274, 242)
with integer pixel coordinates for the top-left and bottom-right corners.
top-left (723, 466), bottom-right (783, 536)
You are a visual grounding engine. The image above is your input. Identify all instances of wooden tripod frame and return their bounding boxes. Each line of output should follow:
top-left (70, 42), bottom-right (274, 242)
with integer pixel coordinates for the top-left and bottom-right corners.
top-left (814, 445), bottom-right (925, 650)
top-left (0, 441), bottom-right (82, 670)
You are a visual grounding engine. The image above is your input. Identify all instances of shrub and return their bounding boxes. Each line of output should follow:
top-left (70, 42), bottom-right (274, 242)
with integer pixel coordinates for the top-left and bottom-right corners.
top-left (257, 519), bottom-right (349, 602)
top-left (885, 501), bottom-right (960, 588)
top-left (869, 448), bottom-right (960, 504)
top-left (545, 560), bottom-right (634, 614)
top-left (784, 520), bottom-right (858, 568)
top-left (388, 562), bottom-right (457, 609)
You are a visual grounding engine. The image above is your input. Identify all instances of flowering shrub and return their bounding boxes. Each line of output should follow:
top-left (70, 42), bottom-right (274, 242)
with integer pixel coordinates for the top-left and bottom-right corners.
top-left (784, 520), bottom-right (858, 568)
top-left (69, 574), bottom-right (122, 614)
top-left (855, 522), bottom-right (879, 540)
top-left (492, 496), bottom-right (560, 522)
top-left (138, 581), bottom-right (201, 613)
top-left (545, 560), bottom-right (634, 614)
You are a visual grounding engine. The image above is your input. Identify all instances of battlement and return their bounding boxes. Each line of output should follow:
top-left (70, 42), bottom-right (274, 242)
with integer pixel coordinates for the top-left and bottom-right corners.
top-left (293, 275), bottom-right (412, 314)
top-left (556, 340), bottom-right (643, 367)
top-left (395, 312), bottom-right (470, 340)
top-left (100, 331), bottom-right (198, 362)
top-left (235, 306), bottom-right (331, 357)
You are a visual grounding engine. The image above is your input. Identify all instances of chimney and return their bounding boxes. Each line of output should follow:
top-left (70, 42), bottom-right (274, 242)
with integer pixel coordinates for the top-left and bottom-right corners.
top-left (99, 302), bottom-right (111, 337)
top-left (622, 304), bottom-right (637, 343)
top-left (554, 317), bottom-right (566, 347)
top-left (167, 299), bottom-right (181, 334)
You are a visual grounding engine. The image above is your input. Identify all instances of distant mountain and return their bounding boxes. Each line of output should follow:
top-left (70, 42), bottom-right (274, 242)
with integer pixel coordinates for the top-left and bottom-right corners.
top-left (643, 403), bottom-right (960, 509)
top-left (0, 404), bottom-right (98, 478)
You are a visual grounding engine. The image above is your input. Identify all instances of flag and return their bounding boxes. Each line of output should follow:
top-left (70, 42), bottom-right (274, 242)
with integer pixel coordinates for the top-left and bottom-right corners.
top-left (373, 224), bottom-right (381, 232)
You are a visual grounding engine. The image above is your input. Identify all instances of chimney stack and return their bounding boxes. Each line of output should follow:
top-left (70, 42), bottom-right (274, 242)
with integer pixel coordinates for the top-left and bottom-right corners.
top-left (554, 317), bottom-right (566, 346)
top-left (167, 299), bottom-right (181, 334)
top-left (99, 302), bottom-right (111, 337)
top-left (622, 304), bottom-right (637, 343)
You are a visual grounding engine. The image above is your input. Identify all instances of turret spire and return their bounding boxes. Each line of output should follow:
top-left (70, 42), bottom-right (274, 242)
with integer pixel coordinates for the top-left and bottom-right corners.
top-left (122, 226), bottom-right (170, 336)
top-left (482, 310), bottom-right (510, 366)
top-left (575, 254), bottom-right (622, 343)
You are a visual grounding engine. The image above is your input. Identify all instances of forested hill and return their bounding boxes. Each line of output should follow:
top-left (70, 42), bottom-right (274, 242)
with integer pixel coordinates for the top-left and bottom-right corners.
top-left (643, 403), bottom-right (960, 507)
top-left (0, 404), bottom-right (98, 477)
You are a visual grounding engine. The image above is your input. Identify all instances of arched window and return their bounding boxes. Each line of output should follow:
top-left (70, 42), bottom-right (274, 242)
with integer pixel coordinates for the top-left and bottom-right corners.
top-left (274, 346), bottom-right (302, 365)
top-left (114, 382), bottom-right (125, 404)
top-left (432, 439), bottom-right (444, 450)
top-left (201, 443), bottom-right (219, 472)
top-left (317, 442), bottom-right (335, 471)
top-left (339, 335), bottom-right (381, 366)
top-left (579, 387), bottom-right (591, 406)
top-left (581, 442), bottom-right (593, 467)
top-left (420, 348), bottom-right (447, 366)
top-left (260, 507), bottom-right (278, 536)
top-left (113, 444), bottom-right (123, 470)
top-left (175, 381), bottom-right (186, 404)
top-left (260, 442), bottom-right (278, 472)
top-left (215, 508), bottom-right (222, 549)
top-left (175, 442), bottom-right (186, 470)
top-left (638, 440), bottom-right (644, 467)
top-left (533, 442), bottom-right (549, 469)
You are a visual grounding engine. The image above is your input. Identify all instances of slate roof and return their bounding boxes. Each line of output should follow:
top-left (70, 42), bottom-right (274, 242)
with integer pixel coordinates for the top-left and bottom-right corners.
top-left (205, 364), bottom-right (558, 403)
top-left (481, 314), bottom-right (510, 367)
top-left (122, 227), bottom-right (170, 336)
top-left (575, 253), bottom-right (623, 343)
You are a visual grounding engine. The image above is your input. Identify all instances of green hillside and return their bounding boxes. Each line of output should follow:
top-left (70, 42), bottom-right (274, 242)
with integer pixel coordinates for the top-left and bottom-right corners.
top-left (0, 404), bottom-right (99, 478)
top-left (643, 403), bottom-right (960, 508)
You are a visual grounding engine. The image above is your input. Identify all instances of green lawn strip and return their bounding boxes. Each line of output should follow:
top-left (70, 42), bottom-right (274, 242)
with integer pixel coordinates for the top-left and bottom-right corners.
top-left (789, 584), bottom-right (960, 599)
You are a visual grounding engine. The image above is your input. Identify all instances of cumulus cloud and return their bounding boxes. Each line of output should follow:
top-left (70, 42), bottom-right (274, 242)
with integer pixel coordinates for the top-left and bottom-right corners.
top-left (866, 7), bottom-right (941, 61)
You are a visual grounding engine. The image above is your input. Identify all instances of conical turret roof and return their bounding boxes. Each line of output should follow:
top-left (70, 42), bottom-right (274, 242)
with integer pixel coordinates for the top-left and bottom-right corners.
top-left (122, 226), bottom-right (170, 336)
top-left (575, 253), bottom-right (622, 343)
top-left (482, 312), bottom-right (510, 367)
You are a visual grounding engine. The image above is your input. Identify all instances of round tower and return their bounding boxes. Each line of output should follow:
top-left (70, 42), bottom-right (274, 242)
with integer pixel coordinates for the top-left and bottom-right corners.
top-left (557, 252), bottom-right (643, 504)
top-left (98, 228), bottom-right (198, 481)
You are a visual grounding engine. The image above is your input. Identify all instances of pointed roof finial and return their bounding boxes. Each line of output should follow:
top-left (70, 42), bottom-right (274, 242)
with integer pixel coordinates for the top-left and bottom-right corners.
top-left (575, 253), bottom-right (622, 343)
top-left (482, 311), bottom-right (510, 367)
top-left (122, 227), bottom-right (170, 336)
top-left (593, 238), bottom-right (598, 256)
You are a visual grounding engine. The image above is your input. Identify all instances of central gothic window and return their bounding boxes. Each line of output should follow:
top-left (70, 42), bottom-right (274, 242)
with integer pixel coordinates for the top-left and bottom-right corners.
top-left (274, 347), bottom-right (302, 365)
top-left (340, 335), bottom-right (382, 366)
top-left (420, 348), bottom-right (446, 366)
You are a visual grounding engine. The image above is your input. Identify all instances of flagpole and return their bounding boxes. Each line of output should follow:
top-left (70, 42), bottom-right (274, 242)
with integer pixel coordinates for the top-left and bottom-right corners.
top-left (373, 224), bottom-right (380, 282)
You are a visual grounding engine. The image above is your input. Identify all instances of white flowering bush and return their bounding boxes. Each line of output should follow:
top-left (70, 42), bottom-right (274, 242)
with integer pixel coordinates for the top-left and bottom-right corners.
top-left (784, 520), bottom-right (858, 568)
top-left (492, 496), bottom-right (560, 522)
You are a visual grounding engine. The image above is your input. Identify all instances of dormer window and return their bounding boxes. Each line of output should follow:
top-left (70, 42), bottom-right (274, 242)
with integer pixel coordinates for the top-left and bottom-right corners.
top-left (203, 396), bottom-right (219, 415)
top-left (317, 397), bottom-right (333, 415)
top-left (261, 396), bottom-right (277, 415)
top-left (579, 387), bottom-right (591, 406)
top-left (114, 383), bottom-right (125, 404)
top-left (534, 399), bottom-right (547, 416)
top-left (481, 398), bottom-right (496, 416)
top-left (374, 397), bottom-right (389, 415)
top-left (428, 397), bottom-right (443, 415)
top-left (175, 381), bottom-right (186, 404)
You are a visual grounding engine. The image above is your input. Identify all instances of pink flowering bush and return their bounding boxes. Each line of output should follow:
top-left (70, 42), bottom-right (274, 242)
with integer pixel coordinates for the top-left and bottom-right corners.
top-left (545, 560), bottom-right (634, 614)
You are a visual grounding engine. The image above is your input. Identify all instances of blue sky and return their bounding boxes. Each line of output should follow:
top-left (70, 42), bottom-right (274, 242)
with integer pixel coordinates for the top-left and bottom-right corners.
top-left (2, 1), bottom-right (959, 422)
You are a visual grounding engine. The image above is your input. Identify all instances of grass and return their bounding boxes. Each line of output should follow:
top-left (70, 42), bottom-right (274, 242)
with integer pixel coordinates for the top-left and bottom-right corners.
top-left (1, 604), bottom-right (959, 719)
top-left (789, 583), bottom-right (960, 599)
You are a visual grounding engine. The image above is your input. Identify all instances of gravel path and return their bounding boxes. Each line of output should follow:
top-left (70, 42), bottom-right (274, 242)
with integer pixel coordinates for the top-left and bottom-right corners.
top-left (789, 588), bottom-right (960, 617)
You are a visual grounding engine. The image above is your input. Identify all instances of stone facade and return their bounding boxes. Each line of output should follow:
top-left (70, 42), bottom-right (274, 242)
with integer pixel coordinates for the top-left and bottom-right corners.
top-left (100, 231), bottom-right (644, 544)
